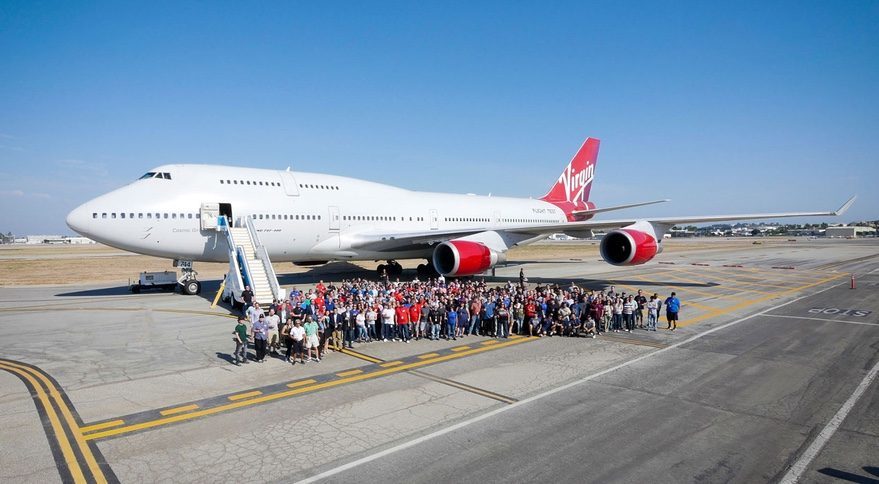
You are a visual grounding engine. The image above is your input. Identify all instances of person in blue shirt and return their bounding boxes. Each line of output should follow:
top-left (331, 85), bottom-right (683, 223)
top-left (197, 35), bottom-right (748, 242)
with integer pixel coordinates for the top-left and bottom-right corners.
top-left (446, 305), bottom-right (458, 341)
top-left (664, 292), bottom-right (681, 330)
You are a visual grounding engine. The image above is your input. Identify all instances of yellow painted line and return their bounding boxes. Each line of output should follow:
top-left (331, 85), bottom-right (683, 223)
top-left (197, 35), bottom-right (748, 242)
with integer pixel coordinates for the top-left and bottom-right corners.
top-left (676, 273), bottom-right (845, 328)
top-left (418, 353), bottom-right (441, 359)
top-left (287, 379), bottom-right (318, 388)
top-left (683, 300), bottom-right (719, 311)
top-left (79, 419), bottom-right (125, 434)
top-left (671, 267), bottom-right (790, 291)
top-left (159, 404), bottom-right (199, 416)
top-left (508, 335), bottom-right (523, 339)
top-left (380, 361), bottom-right (403, 368)
top-left (633, 274), bottom-right (749, 301)
top-left (451, 346), bottom-right (472, 352)
top-left (0, 360), bottom-right (107, 484)
top-left (0, 363), bottom-right (87, 483)
top-left (340, 348), bottom-right (383, 363)
top-left (82, 336), bottom-right (534, 441)
top-left (228, 390), bottom-right (262, 401)
top-left (481, 340), bottom-right (501, 346)
top-left (336, 369), bottom-right (364, 377)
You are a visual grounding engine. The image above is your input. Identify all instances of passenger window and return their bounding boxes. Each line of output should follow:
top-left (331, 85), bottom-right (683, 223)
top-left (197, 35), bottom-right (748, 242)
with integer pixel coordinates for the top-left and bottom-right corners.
top-left (172, 213), bottom-right (177, 219)
top-left (121, 213), bottom-right (126, 219)
top-left (102, 213), bottom-right (107, 219)
top-left (92, 213), bottom-right (97, 219)
top-left (187, 213), bottom-right (192, 219)
top-left (147, 213), bottom-right (152, 219)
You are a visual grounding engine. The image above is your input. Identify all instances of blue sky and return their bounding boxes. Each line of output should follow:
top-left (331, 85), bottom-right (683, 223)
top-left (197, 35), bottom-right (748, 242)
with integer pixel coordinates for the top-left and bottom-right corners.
top-left (1, 1), bottom-right (877, 234)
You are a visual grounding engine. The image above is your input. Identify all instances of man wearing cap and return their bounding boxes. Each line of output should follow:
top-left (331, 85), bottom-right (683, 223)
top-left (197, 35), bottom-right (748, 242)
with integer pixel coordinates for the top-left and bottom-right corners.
top-left (232, 317), bottom-right (249, 365)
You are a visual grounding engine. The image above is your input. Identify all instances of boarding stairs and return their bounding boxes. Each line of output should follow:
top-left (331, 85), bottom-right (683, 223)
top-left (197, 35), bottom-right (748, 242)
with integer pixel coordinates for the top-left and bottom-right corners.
top-left (223, 217), bottom-right (281, 305)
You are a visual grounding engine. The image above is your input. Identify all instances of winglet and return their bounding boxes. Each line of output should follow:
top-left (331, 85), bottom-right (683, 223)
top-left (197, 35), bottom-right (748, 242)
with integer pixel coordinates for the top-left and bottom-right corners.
top-left (833, 196), bottom-right (857, 216)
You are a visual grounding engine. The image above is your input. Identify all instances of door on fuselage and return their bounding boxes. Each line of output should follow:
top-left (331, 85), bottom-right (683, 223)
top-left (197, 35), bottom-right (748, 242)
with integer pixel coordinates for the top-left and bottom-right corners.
top-left (219, 203), bottom-right (233, 227)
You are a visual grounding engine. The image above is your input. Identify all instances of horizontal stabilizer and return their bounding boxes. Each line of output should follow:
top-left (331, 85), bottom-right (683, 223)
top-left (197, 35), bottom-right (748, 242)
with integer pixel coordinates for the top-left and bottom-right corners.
top-left (572, 199), bottom-right (670, 216)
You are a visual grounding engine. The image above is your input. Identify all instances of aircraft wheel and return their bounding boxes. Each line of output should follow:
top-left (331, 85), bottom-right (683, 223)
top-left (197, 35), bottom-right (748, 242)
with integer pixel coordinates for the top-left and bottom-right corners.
top-left (183, 280), bottom-right (201, 295)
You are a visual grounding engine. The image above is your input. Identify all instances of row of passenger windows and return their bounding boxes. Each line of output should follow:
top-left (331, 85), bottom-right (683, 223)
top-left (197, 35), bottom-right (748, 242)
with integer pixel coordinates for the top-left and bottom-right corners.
top-left (502, 218), bottom-right (558, 224)
top-left (94, 212), bottom-right (199, 220)
top-left (300, 183), bottom-right (339, 190)
top-left (219, 179), bottom-right (281, 187)
top-left (344, 215), bottom-right (424, 222)
top-left (91, 212), bottom-right (322, 221)
top-left (445, 217), bottom-right (490, 223)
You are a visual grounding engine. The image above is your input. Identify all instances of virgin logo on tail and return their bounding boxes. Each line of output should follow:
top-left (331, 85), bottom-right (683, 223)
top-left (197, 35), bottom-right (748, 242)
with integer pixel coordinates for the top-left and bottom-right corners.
top-left (558, 162), bottom-right (595, 202)
top-left (540, 137), bottom-right (600, 204)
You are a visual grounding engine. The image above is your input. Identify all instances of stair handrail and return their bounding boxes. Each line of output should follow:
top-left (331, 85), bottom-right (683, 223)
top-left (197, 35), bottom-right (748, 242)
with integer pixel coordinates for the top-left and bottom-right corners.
top-left (244, 216), bottom-right (281, 301)
top-left (219, 218), bottom-right (246, 296)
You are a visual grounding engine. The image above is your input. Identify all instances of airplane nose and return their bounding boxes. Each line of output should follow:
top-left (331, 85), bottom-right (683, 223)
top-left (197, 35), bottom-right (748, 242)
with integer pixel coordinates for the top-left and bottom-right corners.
top-left (66, 203), bottom-right (90, 235)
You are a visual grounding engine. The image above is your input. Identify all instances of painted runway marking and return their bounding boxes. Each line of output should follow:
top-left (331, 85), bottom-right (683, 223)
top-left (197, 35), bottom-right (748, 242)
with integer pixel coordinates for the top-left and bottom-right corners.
top-left (228, 390), bottom-right (262, 401)
top-left (417, 353), bottom-right (441, 359)
top-left (0, 359), bottom-right (117, 483)
top-left (451, 346), bottom-right (472, 352)
top-left (779, 358), bottom-right (879, 484)
top-left (336, 369), bottom-right (364, 377)
top-left (764, 314), bottom-right (879, 327)
top-left (79, 420), bottom-right (125, 433)
top-left (287, 379), bottom-right (318, 388)
top-left (379, 361), bottom-right (403, 367)
top-left (79, 336), bottom-right (534, 441)
top-left (294, 280), bottom-right (848, 484)
top-left (159, 404), bottom-right (199, 416)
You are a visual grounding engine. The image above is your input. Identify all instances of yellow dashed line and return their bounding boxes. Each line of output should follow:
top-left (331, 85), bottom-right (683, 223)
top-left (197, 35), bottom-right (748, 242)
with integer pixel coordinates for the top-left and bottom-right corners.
top-left (79, 419), bottom-right (125, 434)
top-left (336, 369), bottom-right (364, 377)
top-left (228, 390), bottom-right (262, 401)
top-left (380, 361), bottom-right (403, 368)
top-left (159, 404), bottom-right (199, 416)
top-left (417, 353), bottom-right (441, 359)
top-left (482, 340), bottom-right (501, 346)
top-left (82, 336), bottom-right (534, 441)
top-left (451, 346), bottom-right (472, 352)
top-left (287, 379), bottom-right (318, 388)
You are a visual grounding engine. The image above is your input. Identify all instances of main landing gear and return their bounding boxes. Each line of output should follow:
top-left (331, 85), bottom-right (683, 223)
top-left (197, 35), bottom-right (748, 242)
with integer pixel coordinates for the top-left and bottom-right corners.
top-left (376, 260), bottom-right (403, 278)
top-left (174, 259), bottom-right (202, 295)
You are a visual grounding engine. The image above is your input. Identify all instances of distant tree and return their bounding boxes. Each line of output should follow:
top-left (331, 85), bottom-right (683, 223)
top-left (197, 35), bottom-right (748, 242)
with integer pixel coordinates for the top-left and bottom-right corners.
top-left (751, 228), bottom-right (762, 236)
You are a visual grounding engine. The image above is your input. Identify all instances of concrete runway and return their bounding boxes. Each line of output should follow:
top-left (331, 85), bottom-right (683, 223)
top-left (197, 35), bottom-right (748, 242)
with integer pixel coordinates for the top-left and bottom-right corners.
top-left (0, 238), bottom-right (877, 483)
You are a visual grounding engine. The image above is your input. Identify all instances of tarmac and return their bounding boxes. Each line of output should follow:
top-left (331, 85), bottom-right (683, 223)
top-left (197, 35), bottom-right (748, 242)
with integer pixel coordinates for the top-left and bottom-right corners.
top-left (0, 238), bottom-right (877, 483)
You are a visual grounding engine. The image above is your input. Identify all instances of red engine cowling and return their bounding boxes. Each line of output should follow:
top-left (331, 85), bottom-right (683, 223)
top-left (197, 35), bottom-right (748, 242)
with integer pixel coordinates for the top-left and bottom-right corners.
top-left (432, 240), bottom-right (499, 277)
top-left (599, 228), bottom-right (659, 266)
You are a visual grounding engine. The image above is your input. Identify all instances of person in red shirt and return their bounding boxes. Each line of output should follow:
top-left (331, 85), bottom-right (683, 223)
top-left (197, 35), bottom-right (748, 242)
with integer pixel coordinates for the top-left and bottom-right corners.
top-left (316, 280), bottom-right (326, 295)
top-left (525, 299), bottom-right (538, 336)
top-left (408, 302), bottom-right (421, 340)
top-left (395, 304), bottom-right (411, 342)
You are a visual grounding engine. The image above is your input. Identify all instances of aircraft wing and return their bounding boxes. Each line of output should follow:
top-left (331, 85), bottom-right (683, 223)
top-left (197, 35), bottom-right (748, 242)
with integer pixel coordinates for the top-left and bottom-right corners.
top-left (346, 196), bottom-right (855, 252)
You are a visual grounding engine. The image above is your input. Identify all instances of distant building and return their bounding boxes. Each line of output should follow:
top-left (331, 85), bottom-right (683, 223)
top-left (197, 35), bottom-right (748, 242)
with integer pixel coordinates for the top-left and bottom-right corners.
top-left (825, 226), bottom-right (876, 238)
top-left (23, 235), bottom-right (96, 244)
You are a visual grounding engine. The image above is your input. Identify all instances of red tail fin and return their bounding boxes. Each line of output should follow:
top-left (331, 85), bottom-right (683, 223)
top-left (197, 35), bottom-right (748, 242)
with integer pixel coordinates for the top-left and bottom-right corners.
top-left (540, 138), bottom-right (599, 204)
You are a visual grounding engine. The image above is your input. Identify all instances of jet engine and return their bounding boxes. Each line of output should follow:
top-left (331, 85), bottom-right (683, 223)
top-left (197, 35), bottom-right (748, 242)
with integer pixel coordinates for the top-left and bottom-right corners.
top-left (432, 240), bottom-right (501, 277)
top-left (599, 222), bottom-right (661, 266)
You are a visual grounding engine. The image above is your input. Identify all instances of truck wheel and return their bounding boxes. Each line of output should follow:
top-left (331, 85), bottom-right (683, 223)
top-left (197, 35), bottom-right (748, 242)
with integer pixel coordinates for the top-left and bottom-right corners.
top-left (131, 285), bottom-right (141, 294)
top-left (184, 280), bottom-right (200, 295)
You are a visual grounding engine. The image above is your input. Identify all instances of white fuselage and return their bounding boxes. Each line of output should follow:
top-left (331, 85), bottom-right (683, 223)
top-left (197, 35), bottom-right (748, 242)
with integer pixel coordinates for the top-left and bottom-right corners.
top-left (66, 164), bottom-right (568, 263)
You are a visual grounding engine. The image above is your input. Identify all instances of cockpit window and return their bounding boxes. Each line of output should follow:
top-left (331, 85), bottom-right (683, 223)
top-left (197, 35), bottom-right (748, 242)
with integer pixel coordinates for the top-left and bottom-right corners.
top-left (138, 172), bottom-right (172, 180)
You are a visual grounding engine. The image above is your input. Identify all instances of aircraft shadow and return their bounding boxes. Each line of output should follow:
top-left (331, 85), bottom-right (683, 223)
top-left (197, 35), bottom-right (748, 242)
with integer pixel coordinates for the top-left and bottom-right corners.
top-left (482, 275), bottom-right (717, 289)
top-left (56, 286), bottom-right (140, 297)
top-left (817, 467), bottom-right (879, 484)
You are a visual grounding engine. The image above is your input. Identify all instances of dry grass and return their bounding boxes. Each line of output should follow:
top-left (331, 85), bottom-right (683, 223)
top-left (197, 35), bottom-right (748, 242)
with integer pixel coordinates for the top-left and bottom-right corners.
top-left (0, 238), bottom-right (773, 286)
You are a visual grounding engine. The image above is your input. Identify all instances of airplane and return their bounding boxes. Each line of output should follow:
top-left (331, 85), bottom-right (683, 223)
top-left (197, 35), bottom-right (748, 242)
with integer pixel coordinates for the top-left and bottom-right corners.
top-left (65, 137), bottom-right (855, 302)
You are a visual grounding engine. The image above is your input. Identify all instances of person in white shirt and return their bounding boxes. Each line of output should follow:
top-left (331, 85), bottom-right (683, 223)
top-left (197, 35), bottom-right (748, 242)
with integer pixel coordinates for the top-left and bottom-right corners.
top-left (288, 319), bottom-right (306, 364)
top-left (266, 309), bottom-right (281, 355)
top-left (381, 304), bottom-right (396, 341)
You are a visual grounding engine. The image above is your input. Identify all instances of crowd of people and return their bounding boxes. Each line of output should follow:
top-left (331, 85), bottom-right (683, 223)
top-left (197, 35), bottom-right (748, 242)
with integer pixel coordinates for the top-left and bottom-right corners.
top-left (231, 273), bottom-right (682, 366)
